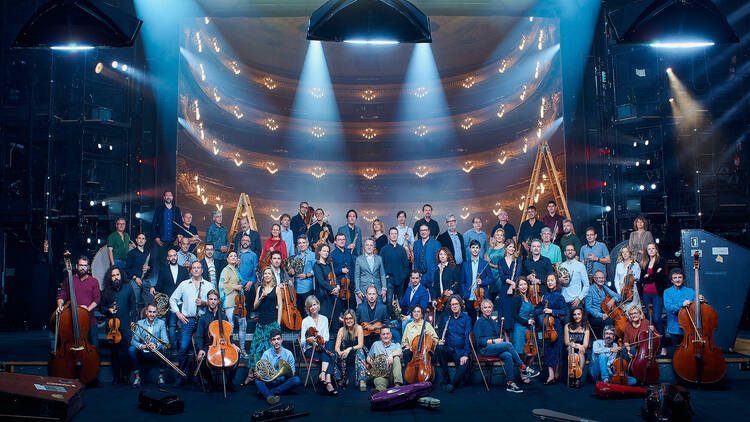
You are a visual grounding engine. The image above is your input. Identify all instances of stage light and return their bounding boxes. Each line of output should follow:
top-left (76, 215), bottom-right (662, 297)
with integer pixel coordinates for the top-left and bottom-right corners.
top-left (111, 61), bottom-right (118, 69)
top-left (666, 67), bottom-right (673, 74)
top-left (635, 161), bottom-right (640, 167)
top-left (646, 159), bottom-right (651, 165)
top-left (650, 183), bottom-right (657, 190)
top-left (414, 124), bottom-right (428, 137)
top-left (13, 0), bottom-right (142, 49)
top-left (460, 117), bottom-right (474, 130)
top-left (307, 0), bottom-right (431, 44)
top-left (121, 64), bottom-right (128, 71)
top-left (97, 143), bottom-right (102, 149)
top-left (263, 77), bottom-right (276, 90)
top-left (618, 0), bottom-right (737, 47)
top-left (108, 145), bottom-right (112, 151)
top-left (633, 141), bottom-right (638, 147)
top-left (669, 98), bottom-right (675, 103)
top-left (497, 105), bottom-right (505, 119)
top-left (605, 205), bottom-right (612, 212)
top-left (265, 118), bottom-right (279, 131)
top-left (101, 201), bottom-right (106, 206)
top-left (94, 62), bottom-right (103, 73)
top-left (87, 237), bottom-right (91, 244)
top-left (362, 128), bottom-right (376, 139)
top-left (639, 185), bottom-right (646, 191)
top-left (645, 140), bottom-right (650, 146)
top-left (135, 212), bottom-right (141, 219)
top-left (89, 200), bottom-right (95, 206)
top-left (362, 89), bottom-right (376, 101)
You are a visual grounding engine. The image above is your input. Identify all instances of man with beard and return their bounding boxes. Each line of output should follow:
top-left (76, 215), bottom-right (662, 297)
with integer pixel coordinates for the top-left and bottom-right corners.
top-left (200, 243), bottom-right (225, 290)
top-left (56, 256), bottom-right (101, 348)
top-left (126, 232), bottom-right (152, 310)
top-left (175, 212), bottom-right (200, 255)
top-left (99, 266), bottom-right (135, 384)
top-left (233, 216), bottom-right (261, 257)
top-left (152, 191), bottom-right (182, 268)
top-left (195, 290), bottom-right (239, 393)
top-left (152, 249), bottom-right (189, 353)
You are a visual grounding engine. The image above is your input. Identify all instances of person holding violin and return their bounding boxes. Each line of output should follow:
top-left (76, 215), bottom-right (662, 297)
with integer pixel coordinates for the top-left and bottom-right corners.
top-left (614, 246), bottom-right (641, 307)
top-left (56, 255), bottom-right (100, 348)
top-left (589, 325), bottom-right (636, 385)
top-left (474, 299), bottom-right (540, 393)
top-left (623, 305), bottom-right (659, 357)
top-left (335, 309), bottom-right (367, 391)
top-left (261, 224), bottom-right (289, 267)
top-left (337, 209), bottom-right (363, 257)
top-left (640, 242), bottom-right (669, 356)
top-left (255, 329), bottom-right (301, 405)
top-left (100, 266), bottom-right (135, 384)
top-left (356, 286), bottom-right (389, 348)
top-left (395, 210), bottom-right (415, 250)
top-left (511, 278), bottom-right (536, 364)
top-left (380, 227), bottom-right (410, 312)
top-left (399, 271), bottom-right (430, 321)
top-left (300, 296), bottom-right (338, 395)
top-left (293, 236), bottom-right (317, 314)
top-left (307, 208), bottom-right (334, 252)
top-left (367, 326), bottom-right (403, 393)
top-left (436, 296), bottom-right (472, 392)
top-left (663, 268), bottom-right (704, 353)
top-left (495, 239), bottom-right (521, 336)
top-left (461, 240), bottom-right (491, 321)
top-left (520, 239), bottom-right (554, 297)
top-left (242, 267), bottom-right (282, 386)
top-left (331, 233), bottom-right (355, 310)
top-left (219, 251), bottom-right (247, 357)
top-left (401, 304), bottom-right (438, 367)
top-left (563, 307), bottom-right (590, 389)
top-left (312, 244), bottom-right (340, 326)
top-left (585, 270), bottom-right (622, 336)
top-left (129, 302), bottom-right (169, 388)
top-left (431, 248), bottom-right (460, 327)
top-left (533, 273), bottom-right (567, 385)
top-left (195, 289), bottom-right (239, 392)
top-left (290, 202), bottom-right (312, 246)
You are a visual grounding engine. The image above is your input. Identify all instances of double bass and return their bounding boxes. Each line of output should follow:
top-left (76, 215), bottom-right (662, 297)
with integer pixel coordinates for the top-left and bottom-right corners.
top-left (404, 318), bottom-right (435, 383)
top-left (631, 304), bottom-right (660, 385)
top-left (672, 251), bottom-right (725, 384)
top-left (48, 251), bottom-right (100, 384)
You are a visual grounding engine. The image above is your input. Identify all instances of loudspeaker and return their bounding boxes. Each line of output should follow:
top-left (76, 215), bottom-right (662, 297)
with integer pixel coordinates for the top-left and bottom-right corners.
top-left (0, 373), bottom-right (83, 421)
top-left (138, 389), bottom-right (184, 415)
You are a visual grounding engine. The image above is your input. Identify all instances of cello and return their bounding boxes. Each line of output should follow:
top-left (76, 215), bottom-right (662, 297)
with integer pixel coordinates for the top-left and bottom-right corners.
top-left (207, 306), bottom-right (239, 398)
top-left (611, 339), bottom-right (630, 385)
top-left (601, 294), bottom-right (628, 339)
top-left (279, 279), bottom-right (302, 331)
top-left (48, 251), bottom-right (100, 384)
top-left (404, 318), bottom-right (435, 383)
top-left (673, 251), bottom-right (725, 384)
top-left (631, 304), bottom-right (660, 385)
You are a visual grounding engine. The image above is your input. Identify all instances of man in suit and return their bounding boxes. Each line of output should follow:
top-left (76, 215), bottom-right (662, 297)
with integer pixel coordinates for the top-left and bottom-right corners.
top-left (380, 227), bottom-right (410, 310)
top-left (354, 238), bottom-right (387, 304)
top-left (461, 240), bottom-right (492, 320)
top-left (356, 285), bottom-right (389, 347)
top-left (233, 216), bottom-right (261, 258)
top-left (437, 214), bottom-right (466, 266)
top-left (290, 202), bottom-right (310, 247)
top-left (337, 209), bottom-right (363, 257)
top-left (413, 224), bottom-right (441, 289)
top-left (149, 248), bottom-right (188, 351)
top-left (399, 270), bottom-right (430, 318)
top-left (199, 243), bottom-right (226, 289)
top-left (331, 233), bottom-right (355, 311)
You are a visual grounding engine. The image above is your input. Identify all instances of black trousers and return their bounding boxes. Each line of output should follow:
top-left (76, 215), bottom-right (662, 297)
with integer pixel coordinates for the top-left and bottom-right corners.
top-left (436, 345), bottom-right (469, 387)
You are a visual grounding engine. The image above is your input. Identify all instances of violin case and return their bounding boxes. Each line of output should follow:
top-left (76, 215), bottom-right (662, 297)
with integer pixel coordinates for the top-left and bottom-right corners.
top-left (594, 381), bottom-right (648, 399)
top-left (138, 388), bottom-right (184, 415)
top-left (0, 373), bottom-right (83, 422)
top-left (370, 381), bottom-right (433, 410)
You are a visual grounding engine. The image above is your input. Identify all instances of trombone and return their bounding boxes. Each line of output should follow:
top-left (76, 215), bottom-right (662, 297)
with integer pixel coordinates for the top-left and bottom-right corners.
top-left (130, 322), bottom-right (186, 377)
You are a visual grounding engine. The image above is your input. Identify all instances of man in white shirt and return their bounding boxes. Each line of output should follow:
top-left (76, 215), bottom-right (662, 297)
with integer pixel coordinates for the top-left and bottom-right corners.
top-left (395, 210), bottom-right (415, 248)
top-left (280, 214), bottom-right (295, 257)
top-left (559, 244), bottom-right (589, 309)
top-left (169, 260), bottom-right (211, 386)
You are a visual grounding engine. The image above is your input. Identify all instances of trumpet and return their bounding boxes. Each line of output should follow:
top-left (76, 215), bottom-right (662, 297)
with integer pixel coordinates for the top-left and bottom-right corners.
top-left (130, 322), bottom-right (185, 377)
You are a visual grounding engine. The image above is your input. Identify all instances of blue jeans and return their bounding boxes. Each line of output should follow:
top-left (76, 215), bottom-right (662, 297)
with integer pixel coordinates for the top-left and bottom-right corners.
top-left (589, 354), bottom-right (636, 385)
top-left (128, 346), bottom-right (166, 374)
top-left (162, 311), bottom-right (178, 352)
top-left (177, 319), bottom-right (197, 377)
top-left (255, 375), bottom-right (301, 398)
top-left (642, 293), bottom-right (664, 336)
top-left (480, 342), bottom-right (523, 380)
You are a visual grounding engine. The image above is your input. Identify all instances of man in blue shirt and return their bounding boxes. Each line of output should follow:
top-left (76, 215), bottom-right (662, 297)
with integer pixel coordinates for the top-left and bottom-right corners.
top-left (579, 227), bottom-right (611, 279)
top-left (437, 214), bottom-right (465, 265)
top-left (254, 329), bottom-right (300, 404)
top-left (279, 214), bottom-right (295, 258)
top-left (152, 191), bottom-right (182, 269)
top-left (585, 270), bottom-right (622, 336)
top-left (413, 224), bottom-right (440, 289)
top-left (293, 236), bottom-right (317, 313)
top-left (463, 216), bottom-right (488, 260)
top-left (205, 210), bottom-right (229, 269)
top-left (663, 268), bottom-right (703, 350)
top-left (237, 233), bottom-right (258, 309)
top-left (436, 296), bottom-right (472, 392)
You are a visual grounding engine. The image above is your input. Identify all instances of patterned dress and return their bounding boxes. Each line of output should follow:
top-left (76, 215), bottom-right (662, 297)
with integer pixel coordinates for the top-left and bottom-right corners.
top-left (534, 291), bottom-right (567, 369)
top-left (248, 287), bottom-right (280, 369)
top-left (339, 329), bottom-right (367, 384)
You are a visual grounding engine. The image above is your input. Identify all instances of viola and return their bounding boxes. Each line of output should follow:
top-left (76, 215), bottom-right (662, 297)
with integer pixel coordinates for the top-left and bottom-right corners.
top-left (673, 252), bottom-right (725, 384)
top-left (435, 282), bottom-right (459, 312)
top-left (568, 336), bottom-right (583, 380)
top-left (235, 289), bottom-right (247, 319)
top-left (258, 240), bottom-right (281, 273)
top-left (279, 281), bottom-right (302, 331)
top-left (304, 206), bottom-right (315, 226)
top-left (327, 265), bottom-right (336, 288)
top-left (620, 264), bottom-right (636, 302)
top-left (474, 286), bottom-right (485, 309)
top-left (601, 294), bottom-right (628, 338)
top-left (404, 320), bottom-right (434, 383)
top-left (542, 299), bottom-right (558, 343)
top-left (48, 251), bottom-right (100, 384)
top-left (611, 339), bottom-right (630, 385)
top-left (207, 309), bottom-right (238, 370)
top-left (305, 326), bottom-right (335, 358)
top-left (524, 325), bottom-right (538, 357)
top-left (339, 264), bottom-right (352, 301)
top-left (362, 321), bottom-right (399, 337)
top-left (529, 271), bottom-right (541, 306)
top-left (631, 304), bottom-right (660, 385)
top-left (316, 226), bottom-right (329, 249)
top-left (106, 300), bottom-right (122, 344)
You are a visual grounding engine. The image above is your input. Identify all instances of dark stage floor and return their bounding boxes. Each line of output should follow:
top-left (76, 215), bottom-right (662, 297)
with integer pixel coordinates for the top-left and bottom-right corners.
top-left (3, 331), bottom-right (750, 421)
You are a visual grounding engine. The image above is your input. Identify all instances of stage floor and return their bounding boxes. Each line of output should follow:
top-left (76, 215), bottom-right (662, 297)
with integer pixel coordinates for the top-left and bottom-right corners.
top-left (3, 331), bottom-right (750, 421)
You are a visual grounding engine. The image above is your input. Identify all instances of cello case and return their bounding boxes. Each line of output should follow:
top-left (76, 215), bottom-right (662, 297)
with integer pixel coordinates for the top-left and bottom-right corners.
top-left (594, 382), bottom-right (648, 399)
top-left (370, 381), bottom-right (433, 410)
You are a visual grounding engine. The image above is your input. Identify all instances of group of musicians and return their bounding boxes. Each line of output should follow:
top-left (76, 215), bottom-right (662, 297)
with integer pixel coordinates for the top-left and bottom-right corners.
top-left (56, 192), bottom-right (710, 402)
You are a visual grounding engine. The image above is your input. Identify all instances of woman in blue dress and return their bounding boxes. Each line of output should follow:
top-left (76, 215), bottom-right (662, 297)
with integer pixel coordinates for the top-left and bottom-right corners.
top-left (512, 278), bottom-right (536, 368)
top-left (534, 273), bottom-right (567, 385)
top-left (496, 239), bottom-right (521, 338)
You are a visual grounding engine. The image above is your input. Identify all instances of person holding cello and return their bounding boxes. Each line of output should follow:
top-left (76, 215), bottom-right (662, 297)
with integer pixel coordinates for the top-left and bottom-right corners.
top-left (623, 305), bottom-right (659, 358)
top-left (56, 255), bottom-right (101, 349)
top-left (563, 307), bottom-right (590, 389)
top-left (401, 304), bottom-right (438, 367)
top-left (461, 240), bottom-right (491, 321)
top-left (300, 296), bottom-right (338, 395)
top-left (436, 295), bottom-right (472, 392)
top-left (219, 251), bottom-right (246, 357)
top-left (589, 325), bottom-right (636, 385)
top-left (474, 298), bottom-right (540, 393)
top-left (585, 270), bottom-right (622, 337)
top-left (241, 267), bottom-right (282, 386)
top-left (663, 268), bottom-right (703, 353)
top-left (533, 273), bottom-right (567, 385)
top-left (195, 289), bottom-right (239, 393)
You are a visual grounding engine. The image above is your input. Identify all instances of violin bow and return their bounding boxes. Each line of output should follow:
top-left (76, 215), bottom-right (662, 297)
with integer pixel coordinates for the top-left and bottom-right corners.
top-left (533, 325), bottom-right (543, 371)
top-left (469, 335), bottom-right (490, 392)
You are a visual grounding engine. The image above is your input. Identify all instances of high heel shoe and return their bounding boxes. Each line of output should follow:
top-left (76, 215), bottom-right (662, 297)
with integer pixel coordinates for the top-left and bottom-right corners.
top-left (239, 375), bottom-right (254, 387)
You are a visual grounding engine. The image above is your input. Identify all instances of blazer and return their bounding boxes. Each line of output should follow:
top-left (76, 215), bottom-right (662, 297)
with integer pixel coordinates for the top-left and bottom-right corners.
top-left (639, 256), bottom-right (669, 297)
top-left (200, 258), bottom-right (226, 287)
top-left (336, 224), bottom-right (363, 257)
top-left (437, 231), bottom-right (466, 264)
top-left (430, 264), bottom-right (461, 301)
top-left (233, 229), bottom-right (262, 258)
top-left (155, 264), bottom-right (189, 297)
top-left (353, 254), bottom-right (387, 295)
top-left (413, 237), bottom-right (441, 288)
top-left (356, 300), bottom-right (388, 324)
top-left (460, 258), bottom-right (492, 300)
top-left (400, 283), bottom-right (431, 315)
top-left (131, 317), bottom-right (169, 352)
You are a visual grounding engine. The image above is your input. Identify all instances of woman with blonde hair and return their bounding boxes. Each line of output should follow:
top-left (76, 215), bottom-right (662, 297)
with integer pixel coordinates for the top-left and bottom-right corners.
top-left (614, 246), bottom-right (641, 308)
top-left (372, 219), bottom-right (387, 253)
top-left (300, 295), bottom-right (338, 395)
top-left (241, 267), bottom-right (282, 386)
top-left (335, 309), bottom-right (367, 391)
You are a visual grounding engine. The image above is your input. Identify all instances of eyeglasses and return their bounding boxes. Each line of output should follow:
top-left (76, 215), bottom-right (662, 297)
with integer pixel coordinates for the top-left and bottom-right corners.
top-left (446, 220), bottom-right (456, 223)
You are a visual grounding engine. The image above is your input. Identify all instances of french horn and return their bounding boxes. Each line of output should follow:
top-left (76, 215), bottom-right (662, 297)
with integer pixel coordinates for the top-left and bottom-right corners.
top-left (255, 358), bottom-right (293, 382)
top-left (367, 354), bottom-right (391, 378)
top-left (553, 263), bottom-right (570, 281)
top-left (153, 292), bottom-right (170, 318)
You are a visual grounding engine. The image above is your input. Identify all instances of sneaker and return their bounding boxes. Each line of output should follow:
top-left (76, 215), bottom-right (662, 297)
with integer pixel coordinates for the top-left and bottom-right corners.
top-left (157, 374), bottom-right (165, 386)
top-left (131, 375), bottom-right (141, 389)
top-left (506, 381), bottom-right (523, 393)
top-left (602, 377), bottom-right (611, 384)
top-left (416, 396), bottom-right (441, 409)
top-left (240, 350), bottom-right (249, 360)
top-left (359, 381), bottom-right (367, 392)
top-left (266, 395), bottom-right (280, 405)
top-left (521, 366), bottom-right (540, 378)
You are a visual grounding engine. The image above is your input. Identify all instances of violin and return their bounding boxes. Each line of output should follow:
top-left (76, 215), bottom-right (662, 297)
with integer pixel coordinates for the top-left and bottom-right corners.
top-left (542, 300), bottom-right (558, 343)
top-left (524, 325), bottom-right (538, 357)
top-left (601, 294), bottom-right (628, 338)
top-left (106, 300), bottom-right (122, 344)
top-left (339, 264), bottom-right (352, 301)
top-left (316, 226), bottom-right (329, 249)
top-left (304, 206), bottom-right (315, 226)
top-left (207, 309), bottom-right (238, 370)
top-left (258, 240), bottom-right (281, 273)
top-left (620, 264), bottom-right (636, 302)
top-left (529, 271), bottom-right (541, 306)
top-left (673, 251), bottom-right (725, 384)
top-left (305, 326), bottom-right (335, 358)
top-left (631, 304), bottom-right (660, 385)
top-left (473, 261), bottom-right (491, 309)
top-left (435, 282), bottom-right (459, 312)
top-left (361, 321), bottom-right (399, 337)
top-left (48, 251), bottom-right (100, 384)
top-left (404, 319), bottom-right (434, 383)
top-left (568, 336), bottom-right (583, 380)
top-left (279, 281), bottom-right (302, 331)
top-left (327, 261), bottom-right (336, 288)
top-left (611, 339), bottom-right (630, 385)
top-left (235, 289), bottom-right (247, 319)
